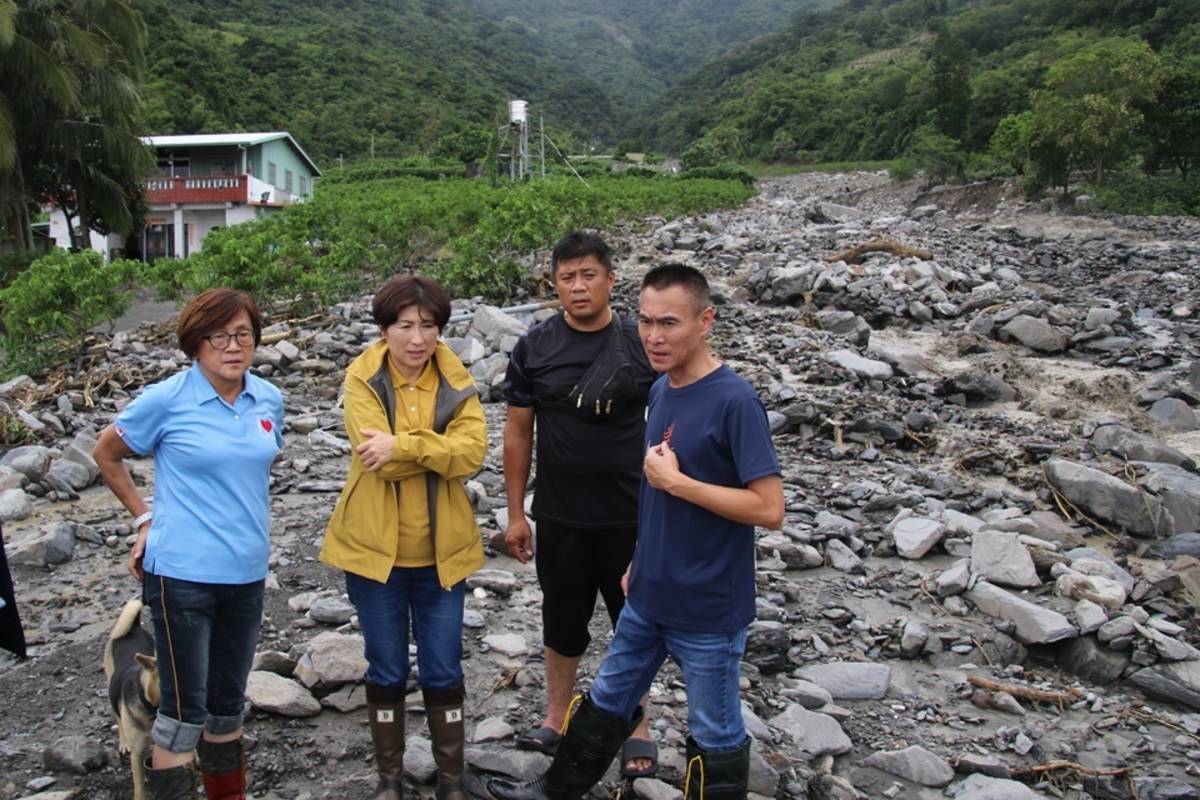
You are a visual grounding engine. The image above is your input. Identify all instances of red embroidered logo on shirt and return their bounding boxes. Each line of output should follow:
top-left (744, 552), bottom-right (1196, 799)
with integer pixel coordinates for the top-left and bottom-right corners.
top-left (663, 422), bottom-right (676, 445)
top-left (260, 418), bottom-right (273, 434)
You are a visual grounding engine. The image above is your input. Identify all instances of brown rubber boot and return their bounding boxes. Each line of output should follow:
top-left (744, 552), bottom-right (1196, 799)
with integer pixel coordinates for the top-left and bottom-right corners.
top-left (144, 759), bottom-right (197, 800)
top-left (366, 682), bottom-right (407, 800)
top-left (423, 682), bottom-right (467, 800)
top-left (197, 737), bottom-right (246, 800)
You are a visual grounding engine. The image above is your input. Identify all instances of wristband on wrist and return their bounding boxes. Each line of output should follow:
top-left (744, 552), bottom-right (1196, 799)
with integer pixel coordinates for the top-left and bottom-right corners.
top-left (132, 511), bottom-right (152, 529)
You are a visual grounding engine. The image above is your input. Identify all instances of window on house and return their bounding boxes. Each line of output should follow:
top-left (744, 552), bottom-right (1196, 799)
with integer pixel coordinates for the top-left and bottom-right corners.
top-left (299, 176), bottom-right (308, 196)
top-left (285, 170), bottom-right (294, 193)
top-left (267, 162), bottom-right (277, 186)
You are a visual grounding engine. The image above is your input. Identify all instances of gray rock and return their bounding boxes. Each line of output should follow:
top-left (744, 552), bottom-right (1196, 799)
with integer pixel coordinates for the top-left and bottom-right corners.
top-left (1146, 533), bottom-right (1200, 559)
top-left (252, 650), bottom-right (297, 676)
top-left (1091, 424), bottom-right (1195, 471)
top-left (307, 596), bottom-right (356, 625)
top-left (936, 559), bottom-right (972, 597)
top-left (796, 662), bottom-right (890, 700)
top-left (740, 700), bottom-right (773, 743)
top-left (465, 747), bottom-right (551, 781)
top-left (1056, 635), bottom-right (1130, 685)
top-left (483, 633), bottom-right (528, 658)
top-left (294, 631), bottom-right (367, 688)
top-left (0, 444), bottom-right (53, 480)
top-left (866, 340), bottom-right (941, 381)
top-left (781, 679), bottom-right (833, 710)
top-left (0, 374), bottom-right (34, 396)
top-left (0, 488), bottom-right (33, 522)
top-left (1065, 547), bottom-right (1136, 590)
top-left (900, 619), bottom-right (929, 658)
top-left (275, 339), bottom-right (301, 363)
top-left (46, 459), bottom-right (92, 491)
top-left (1133, 776), bottom-right (1200, 799)
top-left (971, 530), bottom-right (1040, 588)
top-left (767, 704), bottom-right (852, 758)
top-left (1126, 661), bottom-right (1200, 709)
top-left (817, 310), bottom-right (870, 346)
top-left (749, 745), bottom-right (780, 796)
top-left (1098, 615), bottom-right (1138, 643)
top-left (826, 350), bottom-right (893, 381)
top-left (955, 754), bottom-right (1011, 778)
top-left (966, 580), bottom-right (1077, 644)
top-left (953, 773), bottom-right (1048, 799)
top-left (1044, 458), bottom-right (1172, 537)
top-left (746, 621), bottom-right (791, 674)
top-left (1073, 599), bottom-right (1108, 634)
top-left (9, 522), bottom-right (76, 566)
top-left (999, 315), bottom-right (1068, 353)
top-left (823, 539), bottom-right (864, 574)
top-left (816, 202), bottom-right (863, 223)
top-left (1137, 623), bottom-right (1200, 661)
top-left (1149, 398), bottom-right (1199, 432)
top-left (472, 717), bottom-right (515, 743)
top-left (1133, 461), bottom-right (1200, 535)
top-left (471, 305), bottom-right (528, 344)
top-left (892, 517), bottom-right (945, 559)
top-left (945, 373), bottom-right (1018, 403)
top-left (320, 683), bottom-right (368, 712)
top-left (467, 569), bottom-right (519, 597)
top-left (631, 778), bottom-right (682, 800)
top-left (42, 736), bottom-right (106, 774)
top-left (245, 671), bottom-right (321, 717)
top-left (864, 745), bottom-right (954, 787)
top-left (403, 734), bottom-right (438, 783)
top-left (1084, 307), bottom-right (1120, 330)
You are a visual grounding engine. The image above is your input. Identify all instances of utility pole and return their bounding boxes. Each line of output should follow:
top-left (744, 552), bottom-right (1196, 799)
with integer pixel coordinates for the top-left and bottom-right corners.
top-left (540, 113), bottom-right (546, 179)
top-left (370, 134), bottom-right (375, 160)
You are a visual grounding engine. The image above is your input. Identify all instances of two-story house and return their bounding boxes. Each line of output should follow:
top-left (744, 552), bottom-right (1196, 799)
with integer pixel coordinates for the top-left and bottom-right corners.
top-left (46, 131), bottom-right (321, 261)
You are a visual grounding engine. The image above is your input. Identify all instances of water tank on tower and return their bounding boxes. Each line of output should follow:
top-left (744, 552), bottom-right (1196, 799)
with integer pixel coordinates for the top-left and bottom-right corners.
top-left (509, 99), bottom-right (528, 125)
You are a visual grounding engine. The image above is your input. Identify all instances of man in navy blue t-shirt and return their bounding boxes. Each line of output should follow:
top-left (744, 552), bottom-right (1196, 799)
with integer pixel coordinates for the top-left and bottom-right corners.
top-left (489, 264), bottom-right (784, 800)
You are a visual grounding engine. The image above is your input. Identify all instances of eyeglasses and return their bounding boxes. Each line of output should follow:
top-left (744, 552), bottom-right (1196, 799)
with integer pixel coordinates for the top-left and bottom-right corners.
top-left (204, 329), bottom-right (255, 349)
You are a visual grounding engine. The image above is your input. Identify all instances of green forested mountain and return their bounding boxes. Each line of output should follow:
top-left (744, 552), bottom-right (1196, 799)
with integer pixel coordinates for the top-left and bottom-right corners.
top-left (640, 0), bottom-right (1200, 171)
top-left (459, 0), bottom-right (828, 108)
top-left (134, 0), bottom-right (626, 164)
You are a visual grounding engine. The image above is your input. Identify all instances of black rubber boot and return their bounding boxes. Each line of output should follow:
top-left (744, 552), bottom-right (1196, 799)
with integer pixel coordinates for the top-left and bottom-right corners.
top-left (366, 682), bottom-right (407, 800)
top-left (683, 737), bottom-right (751, 800)
top-left (424, 682), bottom-right (467, 800)
top-left (144, 759), bottom-right (197, 800)
top-left (487, 695), bottom-right (642, 800)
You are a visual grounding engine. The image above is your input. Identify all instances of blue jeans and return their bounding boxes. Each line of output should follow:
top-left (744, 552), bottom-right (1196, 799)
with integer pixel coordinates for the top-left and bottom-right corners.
top-left (345, 566), bottom-right (465, 690)
top-left (143, 574), bottom-right (264, 753)
top-left (589, 601), bottom-right (748, 751)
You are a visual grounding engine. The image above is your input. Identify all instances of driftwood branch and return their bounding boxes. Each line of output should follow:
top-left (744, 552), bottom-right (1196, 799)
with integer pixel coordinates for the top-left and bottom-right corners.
top-left (825, 238), bottom-right (933, 265)
top-left (967, 674), bottom-right (1084, 706)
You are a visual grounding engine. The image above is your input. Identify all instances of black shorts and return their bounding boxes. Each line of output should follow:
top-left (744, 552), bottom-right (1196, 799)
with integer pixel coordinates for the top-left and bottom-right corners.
top-left (534, 520), bottom-right (637, 658)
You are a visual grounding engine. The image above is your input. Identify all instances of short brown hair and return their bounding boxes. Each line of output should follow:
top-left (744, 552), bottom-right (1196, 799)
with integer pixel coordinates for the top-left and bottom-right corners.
top-left (178, 288), bottom-right (263, 358)
top-left (372, 276), bottom-right (452, 330)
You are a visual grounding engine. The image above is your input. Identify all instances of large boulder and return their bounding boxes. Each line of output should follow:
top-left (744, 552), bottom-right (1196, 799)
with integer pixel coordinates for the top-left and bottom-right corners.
top-left (998, 315), bottom-right (1068, 353)
top-left (966, 580), bottom-right (1077, 644)
top-left (1125, 661), bottom-right (1200, 710)
top-left (1043, 459), bottom-right (1173, 537)
top-left (1132, 462), bottom-right (1200, 535)
top-left (971, 530), bottom-right (1040, 588)
top-left (1091, 424), bottom-right (1195, 471)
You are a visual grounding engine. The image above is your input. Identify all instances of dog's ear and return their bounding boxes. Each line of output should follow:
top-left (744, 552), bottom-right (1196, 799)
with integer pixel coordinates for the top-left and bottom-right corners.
top-left (135, 653), bottom-right (158, 672)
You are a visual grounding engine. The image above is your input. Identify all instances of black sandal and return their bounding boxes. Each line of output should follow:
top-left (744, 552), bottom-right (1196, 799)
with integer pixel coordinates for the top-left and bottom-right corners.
top-left (515, 725), bottom-right (562, 754)
top-left (620, 737), bottom-right (659, 779)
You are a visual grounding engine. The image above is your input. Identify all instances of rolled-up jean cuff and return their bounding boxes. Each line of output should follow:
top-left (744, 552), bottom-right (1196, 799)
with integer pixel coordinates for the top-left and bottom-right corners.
top-left (151, 713), bottom-right (204, 753)
top-left (205, 711), bottom-right (244, 735)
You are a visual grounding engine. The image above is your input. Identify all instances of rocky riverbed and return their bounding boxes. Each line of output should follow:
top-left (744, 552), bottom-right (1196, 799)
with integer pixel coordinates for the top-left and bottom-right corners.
top-left (2, 171), bottom-right (1199, 800)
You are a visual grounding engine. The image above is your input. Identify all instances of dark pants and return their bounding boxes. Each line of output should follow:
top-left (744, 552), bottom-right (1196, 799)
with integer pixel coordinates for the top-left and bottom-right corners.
top-left (535, 521), bottom-right (637, 657)
top-left (143, 573), bottom-right (264, 752)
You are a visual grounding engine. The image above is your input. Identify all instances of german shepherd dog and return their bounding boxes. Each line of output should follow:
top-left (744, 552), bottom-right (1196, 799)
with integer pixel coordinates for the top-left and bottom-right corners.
top-left (104, 599), bottom-right (161, 800)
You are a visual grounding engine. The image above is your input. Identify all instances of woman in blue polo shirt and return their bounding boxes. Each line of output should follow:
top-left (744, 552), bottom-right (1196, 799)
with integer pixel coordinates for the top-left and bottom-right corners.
top-left (94, 288), bottom-right (283, 800)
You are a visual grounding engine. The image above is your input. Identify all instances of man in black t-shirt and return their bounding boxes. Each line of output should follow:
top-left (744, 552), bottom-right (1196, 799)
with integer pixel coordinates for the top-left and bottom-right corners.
top-left (501, 231), bottom-right (657, 775)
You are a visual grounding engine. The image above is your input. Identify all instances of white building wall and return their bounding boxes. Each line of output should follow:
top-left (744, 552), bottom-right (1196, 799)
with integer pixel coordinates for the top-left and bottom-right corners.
top-left (45, 208), bottom-right (123, 258)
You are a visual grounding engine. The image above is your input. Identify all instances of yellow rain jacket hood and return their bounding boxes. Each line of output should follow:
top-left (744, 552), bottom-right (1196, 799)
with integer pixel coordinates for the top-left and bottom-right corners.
top-left (320, 339), bottom-right (486, 587)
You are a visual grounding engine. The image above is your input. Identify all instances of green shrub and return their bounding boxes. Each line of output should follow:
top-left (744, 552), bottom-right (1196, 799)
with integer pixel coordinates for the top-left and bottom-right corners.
top-left (0, 250), bottom-right (142, 376)
top-left (889, 157), bottom-right (917, 182)
top-left (679, 164), bottom-right (756, 187)
top-left (0, 251), bottom-right (37, 290)
top-left (1087, 175), bottom-right (1200, 216)
top-left (681, 139), bottom-right (724, 170)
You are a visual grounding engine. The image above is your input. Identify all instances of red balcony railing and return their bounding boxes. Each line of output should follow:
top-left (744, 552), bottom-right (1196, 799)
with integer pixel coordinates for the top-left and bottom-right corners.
top-left (145, 175), bottom-right (248, 205)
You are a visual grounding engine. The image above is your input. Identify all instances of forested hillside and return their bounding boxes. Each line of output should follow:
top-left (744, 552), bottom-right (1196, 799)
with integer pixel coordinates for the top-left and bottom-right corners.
top-left (134, 0), bottom-right (624, 163)
top-left (641, 0), bottom-right (1200, 182)
top-left (461, 0), bottom-right (828, 108)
